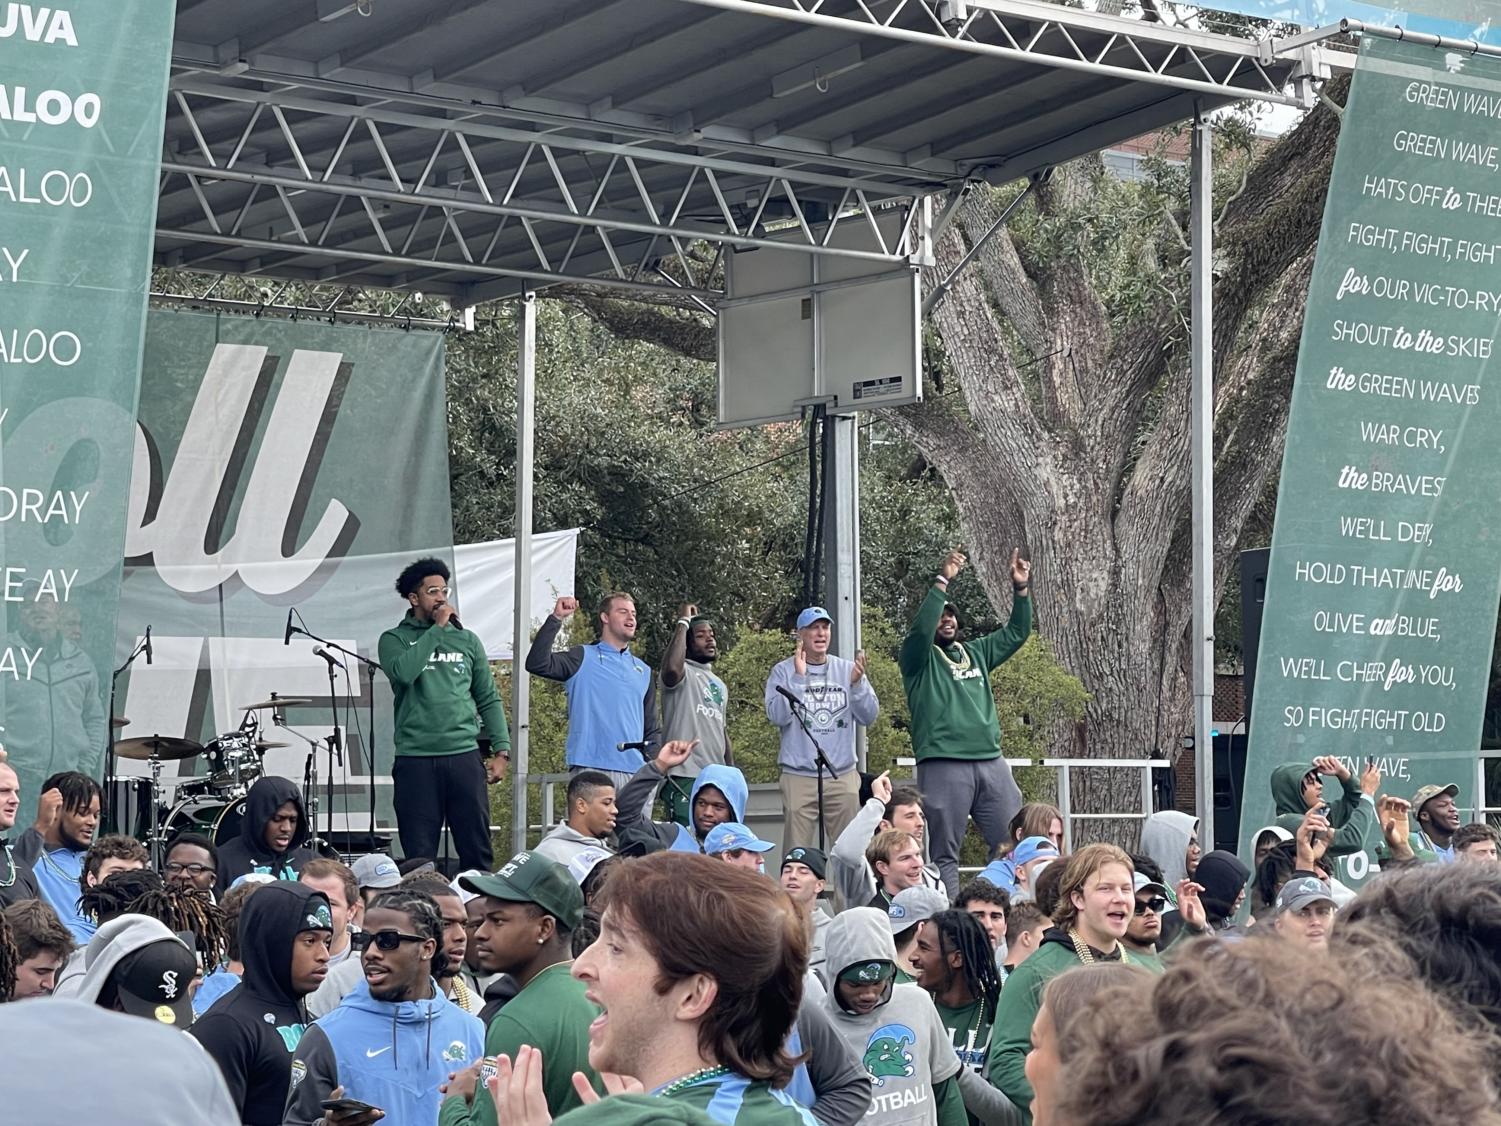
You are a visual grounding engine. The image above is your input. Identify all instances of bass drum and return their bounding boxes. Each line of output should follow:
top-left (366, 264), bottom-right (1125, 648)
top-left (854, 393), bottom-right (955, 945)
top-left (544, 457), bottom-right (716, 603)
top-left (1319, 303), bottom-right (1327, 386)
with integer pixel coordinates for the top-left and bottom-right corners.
top-left (164, 794), bottom-right (248, 848)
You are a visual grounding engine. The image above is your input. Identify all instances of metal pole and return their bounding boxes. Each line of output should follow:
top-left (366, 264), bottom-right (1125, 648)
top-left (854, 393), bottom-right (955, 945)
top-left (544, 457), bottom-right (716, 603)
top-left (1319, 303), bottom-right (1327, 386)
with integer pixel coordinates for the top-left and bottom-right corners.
top-left (1190, 107), bottom-right (1216, 849)
top-left (510, 293), bottom-right (537, 856)
top-left (822, 414), bottom-right (866, 770)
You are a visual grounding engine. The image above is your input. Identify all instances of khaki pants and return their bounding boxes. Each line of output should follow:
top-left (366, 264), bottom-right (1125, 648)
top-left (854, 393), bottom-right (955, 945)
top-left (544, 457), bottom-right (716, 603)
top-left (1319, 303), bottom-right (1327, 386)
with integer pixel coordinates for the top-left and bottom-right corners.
top-left (780, 769), bottom-right (860, 852)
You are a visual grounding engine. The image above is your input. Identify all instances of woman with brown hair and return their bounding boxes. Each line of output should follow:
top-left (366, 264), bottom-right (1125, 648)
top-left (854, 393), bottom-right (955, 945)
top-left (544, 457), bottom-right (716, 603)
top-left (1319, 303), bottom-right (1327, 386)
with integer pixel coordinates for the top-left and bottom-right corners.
top-left (985, 844), bottom-right (1150, 1118)
top-left (1056, 926), bottom-right (1501, 1126)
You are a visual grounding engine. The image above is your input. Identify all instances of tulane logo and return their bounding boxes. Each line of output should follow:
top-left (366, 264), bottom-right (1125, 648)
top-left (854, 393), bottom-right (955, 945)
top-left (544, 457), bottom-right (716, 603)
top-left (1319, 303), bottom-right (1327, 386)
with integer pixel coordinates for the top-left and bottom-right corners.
top-left (443, 1041), bottom-right (469, 1063)
top-left (863, 1024), bottom-right (917, 1086)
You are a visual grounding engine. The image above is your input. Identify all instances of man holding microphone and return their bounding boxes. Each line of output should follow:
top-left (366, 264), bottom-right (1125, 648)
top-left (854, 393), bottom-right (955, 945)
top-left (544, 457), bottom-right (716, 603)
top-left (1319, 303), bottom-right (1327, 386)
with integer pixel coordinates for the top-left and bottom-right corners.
top-left (379, 557), bottom-right (510, 872)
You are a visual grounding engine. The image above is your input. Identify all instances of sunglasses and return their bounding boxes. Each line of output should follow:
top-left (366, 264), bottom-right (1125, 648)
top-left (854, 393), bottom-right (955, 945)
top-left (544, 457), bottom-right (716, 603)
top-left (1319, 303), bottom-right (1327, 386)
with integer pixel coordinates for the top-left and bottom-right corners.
top-left (351, 930), bottom-right (427, 952)
top-left (1133, 897), bottom-right (1167, 916)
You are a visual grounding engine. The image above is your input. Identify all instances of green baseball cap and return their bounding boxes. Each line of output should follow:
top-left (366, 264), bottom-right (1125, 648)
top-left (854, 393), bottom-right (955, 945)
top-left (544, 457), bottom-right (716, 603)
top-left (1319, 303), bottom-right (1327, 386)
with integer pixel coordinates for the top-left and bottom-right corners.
top-left (838, 960), bottom-right (896, 986)
top-left (459, 851), bottom-right (584, 931)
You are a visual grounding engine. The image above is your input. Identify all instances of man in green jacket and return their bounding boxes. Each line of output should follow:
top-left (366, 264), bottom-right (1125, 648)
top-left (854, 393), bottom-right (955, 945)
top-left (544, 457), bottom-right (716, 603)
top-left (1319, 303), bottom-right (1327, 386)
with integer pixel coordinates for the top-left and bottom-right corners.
top-left (986, 844), bottom-right (1160, 1123)
top-left (378, 557), bottom-right (511, 871)
top-left (1268, 755), bottom-right (1380, 859)
top-left (899, 548), bottom-right (1032, 895)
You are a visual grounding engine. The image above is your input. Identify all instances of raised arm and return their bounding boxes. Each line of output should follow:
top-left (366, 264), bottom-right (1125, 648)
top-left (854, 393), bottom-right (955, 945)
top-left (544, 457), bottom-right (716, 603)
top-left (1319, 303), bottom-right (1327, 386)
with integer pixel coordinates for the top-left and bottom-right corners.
top-left (660, 603), bottom-right (696, 689)
top-left (524, 598), bottom-right (585, 681)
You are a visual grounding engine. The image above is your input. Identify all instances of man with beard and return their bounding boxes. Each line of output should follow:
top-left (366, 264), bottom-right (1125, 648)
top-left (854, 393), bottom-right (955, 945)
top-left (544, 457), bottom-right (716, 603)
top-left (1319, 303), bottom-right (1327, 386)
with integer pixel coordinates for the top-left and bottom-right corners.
top-left (216, 777), bottom-right (315, 887)
top-left (659, 604), bottom-right (733, 827)
top-left (190, 880), bottom-right (333, 1125)
top-left (442, 851), bottom-right (596, 1124)
top-left (1411, 783), bottom-right (1463, 863)
top-left (15, 771), bottom-right (101, 937)
top-left (285, 887), bottom-right (484, 1126)
top-left (0, 761), bottom-right (39, 908)
top-left (1120, 872), bottom-right (1210, 967)
top-left (987, 845), bottom-right (1149, 1119)
top-left (899, 549), bottom-right (1032, 895)
top-left (526, 593), bottom-right (660, 789)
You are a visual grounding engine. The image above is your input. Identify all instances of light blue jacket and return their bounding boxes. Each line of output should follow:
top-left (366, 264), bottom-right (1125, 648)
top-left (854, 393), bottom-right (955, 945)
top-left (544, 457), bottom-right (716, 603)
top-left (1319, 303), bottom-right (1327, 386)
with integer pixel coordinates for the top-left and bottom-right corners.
top-left (285, 978), bottom-right (484, 1126)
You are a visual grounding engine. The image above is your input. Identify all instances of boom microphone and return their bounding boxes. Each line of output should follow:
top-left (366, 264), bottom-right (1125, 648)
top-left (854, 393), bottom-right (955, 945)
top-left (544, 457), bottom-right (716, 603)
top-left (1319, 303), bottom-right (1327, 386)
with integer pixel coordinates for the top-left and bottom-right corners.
top-left (776, 685), bottom-right (803, 707)
top-left (617, 741), bottom-right (650, 752)
top-left (313, 646), bottom-right (344, 669)
top-left (283, 608), bottom-right (295, 646)
top-left (144, 625), bottom-right (153, 666)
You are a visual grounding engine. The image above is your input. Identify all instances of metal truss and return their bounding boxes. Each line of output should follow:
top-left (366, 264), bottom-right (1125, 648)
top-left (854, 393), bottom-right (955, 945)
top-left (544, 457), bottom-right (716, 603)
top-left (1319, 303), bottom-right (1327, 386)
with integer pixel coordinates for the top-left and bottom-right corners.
top-left (158, 78), bottom-right (928, 302)
top-left (149, 273), bottom-right (460, 330)
top-left (671, 0), bottom-right (1316, 108)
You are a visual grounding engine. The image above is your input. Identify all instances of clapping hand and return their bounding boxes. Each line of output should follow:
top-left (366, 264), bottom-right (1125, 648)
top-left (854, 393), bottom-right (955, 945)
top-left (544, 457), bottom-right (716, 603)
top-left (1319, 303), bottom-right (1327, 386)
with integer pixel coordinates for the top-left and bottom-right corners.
top-left (1176, 879), bottom-right (1207, 932)
top-left (851, 649), bottom-right (868, 684)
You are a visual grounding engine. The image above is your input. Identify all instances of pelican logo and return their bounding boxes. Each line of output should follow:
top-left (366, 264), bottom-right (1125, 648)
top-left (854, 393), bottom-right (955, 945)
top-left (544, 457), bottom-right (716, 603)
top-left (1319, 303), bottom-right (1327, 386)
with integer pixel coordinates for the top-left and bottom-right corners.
top-left (160, 970), bottom-right (180, 999)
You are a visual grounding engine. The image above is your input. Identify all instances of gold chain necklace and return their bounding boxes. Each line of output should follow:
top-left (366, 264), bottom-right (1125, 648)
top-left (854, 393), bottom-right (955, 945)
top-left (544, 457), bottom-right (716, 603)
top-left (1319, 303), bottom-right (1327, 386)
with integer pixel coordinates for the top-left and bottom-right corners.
top-left (935, 643), bottom-right (972, 674)
top-left (1067, 929), bottom-right (1132, 967)
top-left (451, 975), bottom-right (473, 1011)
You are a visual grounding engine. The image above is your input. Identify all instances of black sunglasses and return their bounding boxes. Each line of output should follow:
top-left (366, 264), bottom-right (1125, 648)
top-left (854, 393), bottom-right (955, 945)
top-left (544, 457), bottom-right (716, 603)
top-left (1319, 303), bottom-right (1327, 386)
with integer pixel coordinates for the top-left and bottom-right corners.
top-left (1133, 897), bottom-right (1167, 916)
top-left (351, 930), bottom-right (427, 952)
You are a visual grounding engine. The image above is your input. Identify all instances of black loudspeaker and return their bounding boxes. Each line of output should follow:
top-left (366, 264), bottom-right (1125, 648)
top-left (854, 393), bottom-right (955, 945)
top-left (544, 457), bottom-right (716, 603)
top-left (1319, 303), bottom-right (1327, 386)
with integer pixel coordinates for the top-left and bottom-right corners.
top-left (1213, 731), bottom-right (1249, 853)
top-left (1239, 548), bottom-right (1270, 725)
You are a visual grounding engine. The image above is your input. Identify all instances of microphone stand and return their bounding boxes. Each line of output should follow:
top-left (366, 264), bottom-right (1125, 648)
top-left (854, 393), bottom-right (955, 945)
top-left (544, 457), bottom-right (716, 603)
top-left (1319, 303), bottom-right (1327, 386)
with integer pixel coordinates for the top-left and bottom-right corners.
top-left (785, 695), bottom-right (836, 851)
top-left (106, 633), bottom-right (151, 836)
top-left (289, 619), bottom-right (383, 851)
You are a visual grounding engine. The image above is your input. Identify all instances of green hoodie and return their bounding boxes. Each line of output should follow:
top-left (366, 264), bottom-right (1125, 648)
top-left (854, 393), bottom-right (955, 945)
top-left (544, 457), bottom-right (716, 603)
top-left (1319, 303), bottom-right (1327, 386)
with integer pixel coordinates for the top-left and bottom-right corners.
top-left (899, 586), bottom-right (1031, 763)
top-left (378, 612), bottom-right (510, 757)
top-left (1268, 763), bottom-right (1374, 858)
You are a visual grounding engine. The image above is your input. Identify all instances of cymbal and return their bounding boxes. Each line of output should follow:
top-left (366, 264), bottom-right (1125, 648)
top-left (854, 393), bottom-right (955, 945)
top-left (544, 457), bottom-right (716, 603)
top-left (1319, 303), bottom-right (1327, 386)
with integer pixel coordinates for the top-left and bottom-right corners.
top-left (114, 735), bottom-right (205, 762)
top-left (110, 716), bottom-right (129, 729)
top-left (241, 696), bottom-right (313, 710)
top-left (255, 740), bottom-right (289, 750)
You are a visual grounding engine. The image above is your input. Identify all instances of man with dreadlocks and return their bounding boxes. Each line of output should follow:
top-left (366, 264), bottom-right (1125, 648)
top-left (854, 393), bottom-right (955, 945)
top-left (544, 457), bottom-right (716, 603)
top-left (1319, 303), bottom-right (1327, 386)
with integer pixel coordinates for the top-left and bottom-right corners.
top-left (15, 771), bottom-right (102, 939)
top-left (910, 910), bottom-right (1023, 1126)
top-left (54, 868), bottom-right (166, 996)
top-left (123, 883), bottom-right (230, 1006)
top-left (285, 887), bottom-right (483, 1126)
top-left (658, 603), bottom-right (733, 826)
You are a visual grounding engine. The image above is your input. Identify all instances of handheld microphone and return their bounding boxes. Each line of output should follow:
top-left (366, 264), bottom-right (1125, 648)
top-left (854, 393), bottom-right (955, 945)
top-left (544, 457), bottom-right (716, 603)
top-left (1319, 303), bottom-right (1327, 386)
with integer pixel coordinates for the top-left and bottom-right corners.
top-left (616, 741), bottom-right (650, 752)
top-left (144, 625), bottom-right (153, 666)
top-left (283, 608), bottom-right (295, 646)
top-left (448, 614), bottom-right (462, 631)
top-left (313, 646), bottom-right (344, 669)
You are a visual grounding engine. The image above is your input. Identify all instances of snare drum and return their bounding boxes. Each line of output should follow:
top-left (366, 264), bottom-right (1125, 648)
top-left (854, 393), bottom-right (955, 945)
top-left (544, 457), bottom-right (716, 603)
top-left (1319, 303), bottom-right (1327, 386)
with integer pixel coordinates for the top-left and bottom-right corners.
top-left (164, 794), bottom-right (248, 847)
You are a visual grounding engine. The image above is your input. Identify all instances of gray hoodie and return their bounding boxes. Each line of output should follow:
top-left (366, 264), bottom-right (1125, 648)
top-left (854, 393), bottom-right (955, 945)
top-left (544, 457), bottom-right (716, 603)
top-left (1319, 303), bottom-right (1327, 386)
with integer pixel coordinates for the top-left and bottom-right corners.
top-left (822, 908), bottom-right (961, 1126)
top-left (1140, 810), bottom-right (1198, 889)
top-left (59, 914), bottom-right (185, 1002)
top-left (533, 822), bottom-right (614, 867)
top-left (830, 797), bottom-right (943, 910)
top-left (0, 1000), bottom-right (239, 1124)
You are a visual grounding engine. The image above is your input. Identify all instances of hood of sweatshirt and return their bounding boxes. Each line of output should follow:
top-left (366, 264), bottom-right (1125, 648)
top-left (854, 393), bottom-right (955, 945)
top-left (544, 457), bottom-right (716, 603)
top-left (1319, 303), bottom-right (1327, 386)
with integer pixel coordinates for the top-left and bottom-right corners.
top-left (71, 915), bottom-right (188, 1004)
top-left (1140, 810), bottom-right (1198, 888)
top-left (692, 765), bottom-right (747, 827)
top-left (238, 776), bottom-right (311, 861)
top-left (1194, 851), bottom-right (1251, 921)
top-left (1253, 824), bottom-right (1294, 855)
top-left (822, 907), bottom-right (897, 1016)
top-left (240, 880), bottom-right (332, 1005)
top-left (1269, 763), bottom-right (1314, 817)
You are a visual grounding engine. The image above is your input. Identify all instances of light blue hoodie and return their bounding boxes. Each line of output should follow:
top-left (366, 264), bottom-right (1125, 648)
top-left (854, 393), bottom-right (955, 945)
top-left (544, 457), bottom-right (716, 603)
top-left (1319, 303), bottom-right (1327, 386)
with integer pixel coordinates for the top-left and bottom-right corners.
top-left (669, 765), bottom-right (749, 852)
top-left (285, 978), bottom-right (484, 1126)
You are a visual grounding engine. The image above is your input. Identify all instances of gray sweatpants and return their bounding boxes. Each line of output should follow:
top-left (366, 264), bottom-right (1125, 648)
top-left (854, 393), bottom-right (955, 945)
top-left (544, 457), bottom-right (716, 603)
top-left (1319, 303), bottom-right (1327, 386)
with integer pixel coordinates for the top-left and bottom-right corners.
top-left (916, 756), bottom-right (1023, 897)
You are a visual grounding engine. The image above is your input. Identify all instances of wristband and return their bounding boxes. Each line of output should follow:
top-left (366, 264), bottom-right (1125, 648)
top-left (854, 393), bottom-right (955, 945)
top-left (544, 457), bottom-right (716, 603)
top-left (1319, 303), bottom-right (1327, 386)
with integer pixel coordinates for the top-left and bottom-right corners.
top-left (676, 618), bottom-right (692, 629)
top-left (1013, 583), bottom-right (1030, 594)
top-left (935, 575), bottom-right (950, 586)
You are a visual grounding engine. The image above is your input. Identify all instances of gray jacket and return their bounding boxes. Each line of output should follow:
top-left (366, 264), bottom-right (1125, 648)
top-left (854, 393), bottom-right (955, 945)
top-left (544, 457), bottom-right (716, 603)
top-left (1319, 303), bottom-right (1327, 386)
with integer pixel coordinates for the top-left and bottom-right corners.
top-left (533, 822), bottom-right (614, 866)
top-left (829, 797), bottom-right (943, 911)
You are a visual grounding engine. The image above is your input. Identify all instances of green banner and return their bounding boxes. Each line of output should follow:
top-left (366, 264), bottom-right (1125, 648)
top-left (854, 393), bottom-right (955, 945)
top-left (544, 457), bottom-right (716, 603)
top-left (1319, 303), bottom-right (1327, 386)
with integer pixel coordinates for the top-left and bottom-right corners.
top-left (1243, 37), bottom-right (1501, 879)
top-left (115, 310), bottom-right (453, 843)
top-left (0, 1), bottom-right (175, 812)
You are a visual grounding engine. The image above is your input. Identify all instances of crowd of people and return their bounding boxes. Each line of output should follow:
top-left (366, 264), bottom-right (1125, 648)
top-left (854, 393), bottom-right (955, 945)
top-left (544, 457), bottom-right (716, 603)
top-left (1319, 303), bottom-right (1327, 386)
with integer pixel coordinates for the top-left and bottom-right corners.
top-left (1, 550), bottom-right (1499, 1125)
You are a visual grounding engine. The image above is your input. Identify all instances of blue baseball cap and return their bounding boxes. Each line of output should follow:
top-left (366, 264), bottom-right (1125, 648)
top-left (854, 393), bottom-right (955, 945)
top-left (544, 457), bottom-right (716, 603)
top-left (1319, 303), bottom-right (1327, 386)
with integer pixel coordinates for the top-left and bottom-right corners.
top-left (795, 606), bottom-right (833, 630)
top-left (704, 823), bottom-right (777, 855)
top-left (1013, 836), bottom-right (1060, 867)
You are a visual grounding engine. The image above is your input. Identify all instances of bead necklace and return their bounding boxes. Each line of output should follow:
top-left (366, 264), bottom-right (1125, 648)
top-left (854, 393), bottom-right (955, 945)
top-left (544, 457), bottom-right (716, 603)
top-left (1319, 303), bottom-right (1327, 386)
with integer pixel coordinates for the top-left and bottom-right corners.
top-left (659, 1065), bottom-right (731, 1097)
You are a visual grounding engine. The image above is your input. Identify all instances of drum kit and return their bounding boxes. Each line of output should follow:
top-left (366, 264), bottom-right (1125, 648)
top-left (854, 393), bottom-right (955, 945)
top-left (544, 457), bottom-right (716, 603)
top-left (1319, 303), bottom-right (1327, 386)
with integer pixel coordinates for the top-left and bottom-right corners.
top-left (113, 693), bottom-right (309, 865)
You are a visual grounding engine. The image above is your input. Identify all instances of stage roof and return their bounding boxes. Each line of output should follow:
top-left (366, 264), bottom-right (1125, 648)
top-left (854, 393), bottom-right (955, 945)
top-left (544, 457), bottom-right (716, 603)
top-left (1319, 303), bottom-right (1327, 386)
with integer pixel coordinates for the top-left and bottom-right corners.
top-left (160, 0), bottom-right (1323, 304)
